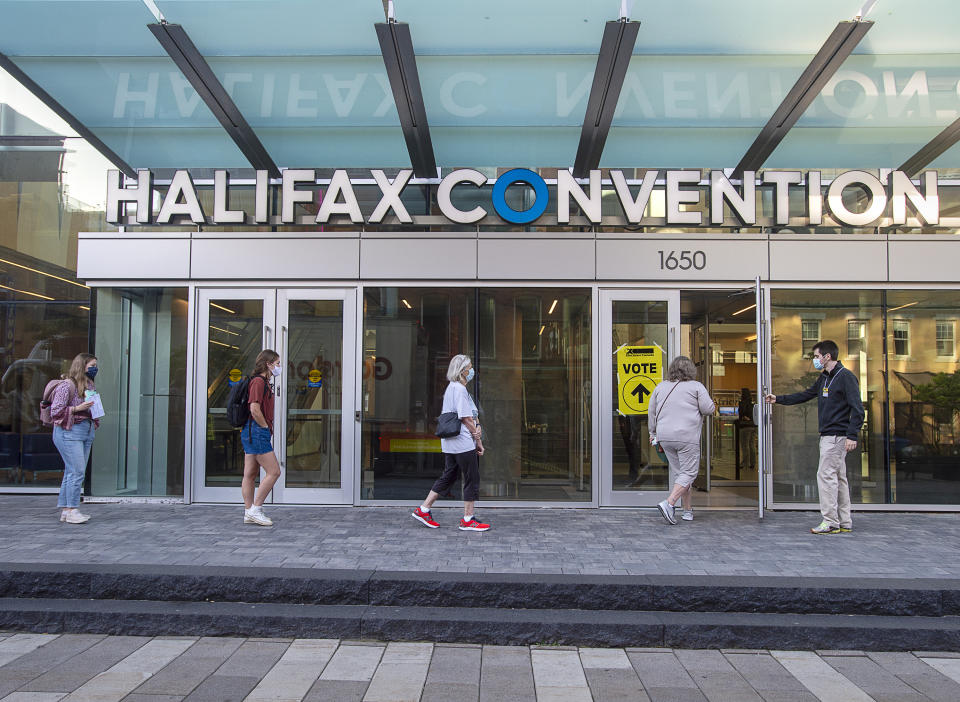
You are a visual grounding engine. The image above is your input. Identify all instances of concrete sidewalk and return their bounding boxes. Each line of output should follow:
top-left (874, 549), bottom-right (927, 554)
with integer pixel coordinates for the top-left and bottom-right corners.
top-left (1, 496), bottom-right (958, 578)
top-left (4, 633), bottom-right (960, 702)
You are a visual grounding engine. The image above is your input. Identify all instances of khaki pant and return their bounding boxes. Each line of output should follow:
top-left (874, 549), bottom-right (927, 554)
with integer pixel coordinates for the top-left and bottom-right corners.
top-left (660, 440), bottom-right (700, 489)
top-left (817, 435), bottom-right (852, 528)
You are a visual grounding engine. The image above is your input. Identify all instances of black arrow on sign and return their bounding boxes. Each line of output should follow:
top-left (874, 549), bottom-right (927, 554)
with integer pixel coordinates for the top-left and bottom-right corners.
top-left (631, 382), bottom-right (650, 404)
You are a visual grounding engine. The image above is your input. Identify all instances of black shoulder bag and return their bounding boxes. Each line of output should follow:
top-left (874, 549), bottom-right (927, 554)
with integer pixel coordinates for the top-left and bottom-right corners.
top-left (435, 390), bottom-right (477, 438)
top-left (435, 411), bottom-right (462, 438)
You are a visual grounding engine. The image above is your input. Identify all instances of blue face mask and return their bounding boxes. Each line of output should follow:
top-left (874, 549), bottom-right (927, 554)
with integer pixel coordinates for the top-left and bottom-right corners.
top-left (465, 368), bottom-right (475, 382)
top-left (85, 366), bottom-right (98, 379)
top-left (812, 357), bottom-right (823, 371)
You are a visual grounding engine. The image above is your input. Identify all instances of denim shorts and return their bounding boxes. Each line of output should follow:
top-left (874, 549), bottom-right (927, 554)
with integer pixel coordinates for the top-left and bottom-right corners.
top-left (241, 421), bottom-right (274, 455)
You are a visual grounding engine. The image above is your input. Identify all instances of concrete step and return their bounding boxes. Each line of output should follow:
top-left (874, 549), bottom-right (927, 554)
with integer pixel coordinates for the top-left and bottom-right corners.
top-left (2, 563), bottom-right (959, 617)
top-left (2, 597), bottom-right (959, 650)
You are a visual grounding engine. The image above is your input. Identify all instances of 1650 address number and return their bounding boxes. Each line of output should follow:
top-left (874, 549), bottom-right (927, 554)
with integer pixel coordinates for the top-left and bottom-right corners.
top-left (658, 250), bottom-right (706, 271)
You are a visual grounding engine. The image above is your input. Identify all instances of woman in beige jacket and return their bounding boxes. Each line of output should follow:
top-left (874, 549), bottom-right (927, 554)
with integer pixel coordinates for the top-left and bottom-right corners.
top-left (648, 355), bottom-right (715, 525)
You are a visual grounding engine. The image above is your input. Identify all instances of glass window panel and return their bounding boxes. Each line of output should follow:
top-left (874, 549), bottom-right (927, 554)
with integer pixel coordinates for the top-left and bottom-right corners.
top-left (361, 287), bottom-right (474, 501)
top-left (152, 1), bottom-right (383, 55)
top-left (515, 295), bottom-right (541, 360)
top-left (480, 288), bottom-right (591, 501)
top-left (204, 299), bottom-right (264, 488)
top-left (771, 290), bottom-right (885, 505)
top-left (847, 320), bottom-right (867, 358)
top-left (936, 320), bottom-right (954, 358)
top-left (91, 287), bottom-right (187, 497)
top-left (360, 286), bottom-right (591, 502)
top-left (893, 320), bottom-right (911, 357)
top-left (801, 320), bottom-right (820, 356)
top-left (0, 302), bottom-right (89, 488)
top-left (611, 300), bottom-right (668, 492)
top-left (888, 291), bottom-right (960, 505)
top-left (284, 299), bottom-right (343, 489)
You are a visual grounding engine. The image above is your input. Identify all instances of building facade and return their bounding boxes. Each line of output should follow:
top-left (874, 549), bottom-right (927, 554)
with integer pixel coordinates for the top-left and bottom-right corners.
top-left (1, 1), bottom-right (959, 513)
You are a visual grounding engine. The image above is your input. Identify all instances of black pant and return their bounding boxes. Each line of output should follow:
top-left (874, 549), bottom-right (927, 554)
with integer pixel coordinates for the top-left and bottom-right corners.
top-left (432, 450), bottom-right (480, 501)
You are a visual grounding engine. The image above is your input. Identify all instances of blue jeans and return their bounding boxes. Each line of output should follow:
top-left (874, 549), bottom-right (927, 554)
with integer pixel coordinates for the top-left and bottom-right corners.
top-left (53, 421), bottom-right (95, 508)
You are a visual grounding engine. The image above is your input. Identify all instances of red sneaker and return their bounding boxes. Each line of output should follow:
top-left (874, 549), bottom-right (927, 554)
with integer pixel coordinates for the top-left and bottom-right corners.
top-left (458, 517), bottom-right (491, 532)
top-left (411, 507), bottom-right (439, 528)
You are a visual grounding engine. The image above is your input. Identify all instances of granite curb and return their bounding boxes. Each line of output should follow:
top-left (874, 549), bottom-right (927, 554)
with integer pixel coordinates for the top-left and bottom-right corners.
top-left (1, 563), bottom-right (959, 616)
top-left (2, 598), bottom-right (959, 651)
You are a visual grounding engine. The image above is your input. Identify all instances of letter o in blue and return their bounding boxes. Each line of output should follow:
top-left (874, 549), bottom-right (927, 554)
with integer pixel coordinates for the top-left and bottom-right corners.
top-left (491, 168), bottom-right (548, 224)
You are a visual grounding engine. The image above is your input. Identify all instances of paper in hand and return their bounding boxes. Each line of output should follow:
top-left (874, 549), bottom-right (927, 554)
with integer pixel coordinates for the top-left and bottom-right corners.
top-left (85, 390), bottom-right (105, 420)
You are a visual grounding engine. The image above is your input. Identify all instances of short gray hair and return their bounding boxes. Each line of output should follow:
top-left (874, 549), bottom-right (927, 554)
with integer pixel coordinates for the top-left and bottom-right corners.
top-left (446, 354), bottom-right (472, 382)
top-left (667, 355), bottom-right (698, 382)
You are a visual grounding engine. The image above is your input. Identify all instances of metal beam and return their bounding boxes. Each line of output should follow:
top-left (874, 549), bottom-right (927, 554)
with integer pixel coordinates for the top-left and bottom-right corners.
top-left (573, 19), bottom-right (640, 178)
top-left (0, 50), bottom-right (136, 178)
top-left (900, 117), bottom-right (960, 176)
top-left (376, 21), bottom-right (436, 178)
top-left (148, 22), bottom-right (279, 178)
top-left (732, 20), bottom-right (873, 178)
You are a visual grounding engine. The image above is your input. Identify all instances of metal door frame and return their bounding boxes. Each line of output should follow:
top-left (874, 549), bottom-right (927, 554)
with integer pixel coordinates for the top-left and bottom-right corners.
top-left (271, 288), bottom-right (356, 504)
top-left (192, 288), bottom-right (276, 503)
top-left (599, 288), bottom-right (680, 507)
top-left (192, 287), bottom-right (356, 504)
top-left (755, 277), bottom-right (770, 518)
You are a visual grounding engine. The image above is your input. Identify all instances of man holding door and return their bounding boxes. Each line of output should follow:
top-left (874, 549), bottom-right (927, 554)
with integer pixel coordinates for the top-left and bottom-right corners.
top-left (765, 340), bottom-right (864, 535)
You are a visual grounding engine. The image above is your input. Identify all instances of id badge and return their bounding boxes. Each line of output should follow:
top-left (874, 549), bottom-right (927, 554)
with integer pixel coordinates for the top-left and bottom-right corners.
top-left (822, 387), bottom-right (829, 397)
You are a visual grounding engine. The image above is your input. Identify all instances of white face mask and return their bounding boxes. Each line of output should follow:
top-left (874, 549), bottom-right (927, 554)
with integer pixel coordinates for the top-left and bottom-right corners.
top-left (271, 365), bottom-right (282, 377)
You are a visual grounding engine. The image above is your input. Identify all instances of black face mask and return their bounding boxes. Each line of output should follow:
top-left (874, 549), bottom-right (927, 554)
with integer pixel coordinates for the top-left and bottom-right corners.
top-left (85, 366), bottom-right (98, 380)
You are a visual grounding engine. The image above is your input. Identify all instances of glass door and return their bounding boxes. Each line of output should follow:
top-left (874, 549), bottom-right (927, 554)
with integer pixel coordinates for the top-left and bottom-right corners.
top-left (272, 289), bottom-right (356, 504)
top-left (193, 288), bottom-right (356, 504)
top-left (193, 290), bottom-right (276, 503)
top-left (599, 289), bottom-right (680, 506)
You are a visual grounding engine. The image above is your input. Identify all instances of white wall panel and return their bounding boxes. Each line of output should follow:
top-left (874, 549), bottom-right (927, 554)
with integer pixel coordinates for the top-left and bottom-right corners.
top-left (770, 238), bottom-right (887, 281)
top-left (888, 238), bottom-right (960, 281)
top-left (477, 238), bottom-right (595, 279)
top-left (361, 238), bottom-right (476, 279)
top-left (597, 236), bottom-right (768, 280)
top-left (191, 237), bottom-right (359, 279)
top-left (77, 237), bottom-right (191, 279)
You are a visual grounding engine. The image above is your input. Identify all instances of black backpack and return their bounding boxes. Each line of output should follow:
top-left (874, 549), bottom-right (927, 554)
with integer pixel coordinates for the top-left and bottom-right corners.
top-left (225, 376), bottom-right (263, 428)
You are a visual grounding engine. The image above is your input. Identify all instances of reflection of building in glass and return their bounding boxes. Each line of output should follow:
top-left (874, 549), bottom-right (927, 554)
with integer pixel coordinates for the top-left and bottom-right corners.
top-left (772, 291), bottom-right (960, 506)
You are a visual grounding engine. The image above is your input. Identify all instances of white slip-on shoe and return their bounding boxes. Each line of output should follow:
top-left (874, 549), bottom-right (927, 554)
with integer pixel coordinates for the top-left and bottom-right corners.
top-left (244, 507), bottom-right (273, 526)
top-left (61, 510), bottom-right (90, 524)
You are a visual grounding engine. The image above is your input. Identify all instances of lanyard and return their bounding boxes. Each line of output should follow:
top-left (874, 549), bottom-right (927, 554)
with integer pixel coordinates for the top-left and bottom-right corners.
top-left (823, 367), bottom-right (845, 394)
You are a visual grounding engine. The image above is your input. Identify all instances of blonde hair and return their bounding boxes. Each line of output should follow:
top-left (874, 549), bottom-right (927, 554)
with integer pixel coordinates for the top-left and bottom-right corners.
top-left (667, 355), bottom-right (698, 382)
top-left (446, 354), bottom-right (472, 382)
top-left (67, 353), bottom-right (97, 396)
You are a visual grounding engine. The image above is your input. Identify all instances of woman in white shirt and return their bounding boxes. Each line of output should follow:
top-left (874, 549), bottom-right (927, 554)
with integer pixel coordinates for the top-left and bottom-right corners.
top-left (411, 354), bottom-right (490, 531)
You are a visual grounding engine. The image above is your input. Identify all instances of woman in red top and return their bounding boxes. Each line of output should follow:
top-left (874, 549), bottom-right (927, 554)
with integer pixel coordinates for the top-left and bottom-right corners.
top-left (50, 353), bottom-right (101, 524)
top-left (241, 349), bottom-right (282, 526)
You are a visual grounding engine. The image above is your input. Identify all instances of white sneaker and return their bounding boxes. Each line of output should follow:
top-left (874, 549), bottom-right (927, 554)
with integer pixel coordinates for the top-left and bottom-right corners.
top-left (681, 510), bottom-right (694, 521)
top-left (60, 509), bottom-right (90, 524)
top-left (244, 506), bottom-right (273, 526)
top-left (657, 500), bottom-right (677, 525)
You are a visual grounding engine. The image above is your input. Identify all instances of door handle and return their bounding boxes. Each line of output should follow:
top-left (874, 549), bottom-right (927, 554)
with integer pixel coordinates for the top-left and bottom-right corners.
top-left (264, 324), bottom-right (272, 349)
top-left (278, 325), bottom-right (287, 399)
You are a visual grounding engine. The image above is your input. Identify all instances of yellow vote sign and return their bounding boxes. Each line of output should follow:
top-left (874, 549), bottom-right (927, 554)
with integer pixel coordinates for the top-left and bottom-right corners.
top-left (616, 345), bottom-right (663, 415)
